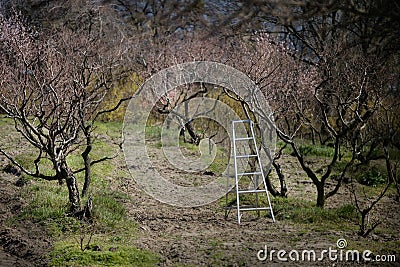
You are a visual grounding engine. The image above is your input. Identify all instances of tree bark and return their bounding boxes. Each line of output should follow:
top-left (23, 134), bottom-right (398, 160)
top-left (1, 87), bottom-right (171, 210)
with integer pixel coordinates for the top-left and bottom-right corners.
top-left (264, 171), bottom-right (280, 197)
top-left (81, 130), bottom-right (92, 197)
top-left (185, 121), bottom-right (201, 145)
top-left (316, 183), bottom-right (325, 207)
top-left (60, 161), bottom-right (81, 213)
top-left (272, 160), bottom-right (287, 197)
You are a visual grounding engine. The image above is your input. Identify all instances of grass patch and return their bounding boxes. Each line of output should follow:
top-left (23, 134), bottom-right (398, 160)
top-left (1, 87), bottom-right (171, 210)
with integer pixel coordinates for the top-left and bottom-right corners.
top-left (93, 121), bottom-right (123, 140)
top-left (50, 243), bottom-right (158, 267)
top-left (17, 182), bottom-right (70, 223)
top-left (92, 191), bottom-right (133, 231)
top-left (149, 128), bottom-right (229, 175)
top-left (278, 139), bottom-right (352, 159)
top-left (145, 125), bottom-right (162, 140)
top-left (11, 172), bottom-right (158, 266)
top-left (14, 153), bottom-right (55, 177)
top-left (272, 197), bottom-right (358, 226)
top-left (179, 140), bottom-right (198, 151)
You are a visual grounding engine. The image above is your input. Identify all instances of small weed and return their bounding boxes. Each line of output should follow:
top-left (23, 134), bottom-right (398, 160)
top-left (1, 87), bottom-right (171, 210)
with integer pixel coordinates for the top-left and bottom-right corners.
top-left (154, 142), bottom-right (162, 148)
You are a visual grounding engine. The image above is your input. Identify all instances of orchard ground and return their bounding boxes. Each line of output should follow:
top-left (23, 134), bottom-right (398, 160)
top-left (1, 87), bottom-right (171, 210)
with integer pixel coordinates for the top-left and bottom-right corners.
top-left (0, 119), bottom-right (399, 266)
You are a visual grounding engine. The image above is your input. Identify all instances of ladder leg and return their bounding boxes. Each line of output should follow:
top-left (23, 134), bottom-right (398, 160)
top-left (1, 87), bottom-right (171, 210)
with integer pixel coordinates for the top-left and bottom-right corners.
top-left (266, 190), bottom-right (275, 222)
top-left (232, 121), bottom-right (241, 224)
top-left (225, 192), bottom-right (228, 219)
top-left (236, 182), bottom-right (241, 224)
top-left (255, 175), bottom-right (260, 218)
top-left (262, 173), bottom-right (276, 222)
top-left (225, 168), bottom-right (230, 220)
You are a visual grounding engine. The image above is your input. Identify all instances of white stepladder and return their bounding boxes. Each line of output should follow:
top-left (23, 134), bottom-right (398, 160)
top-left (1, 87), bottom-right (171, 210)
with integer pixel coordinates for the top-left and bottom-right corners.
top-left (227, 119), bottom-right (275, 224)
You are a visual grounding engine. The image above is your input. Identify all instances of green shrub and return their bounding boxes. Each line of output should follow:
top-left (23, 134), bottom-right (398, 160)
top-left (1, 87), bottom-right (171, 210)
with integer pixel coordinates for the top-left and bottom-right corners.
top-left (357, 166), bottom-right (387, 186)
top-left (295, 144), bottom-right (335, 158)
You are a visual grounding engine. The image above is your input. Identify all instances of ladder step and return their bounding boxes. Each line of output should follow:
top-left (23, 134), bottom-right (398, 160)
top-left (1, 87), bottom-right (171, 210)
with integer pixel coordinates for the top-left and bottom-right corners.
top-left (237, 171), bottom-right (262, 176)
top-left (240, 207), bottom-right (272, 211)
top-left (232, 119), bottom-right (251, 124)
top-left (234, 137), bottom-right (253, 141)
top-left (238, 189), bottom-right (266, 194)
top-left (227, 189), bottom-right (266, 194)
top-left (236, 154), bottom-right (258, 158)
top-left (225, 205), bottom-right (266, 210)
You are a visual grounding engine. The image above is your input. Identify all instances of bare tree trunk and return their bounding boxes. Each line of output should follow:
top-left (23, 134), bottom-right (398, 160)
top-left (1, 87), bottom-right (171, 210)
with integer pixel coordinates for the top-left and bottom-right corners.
top-left (60, 161), bottom-right (81, 213)
top-left (264, 170), bottom-right (280, 197)
top-left (311, 128), bottom-right (315, 145)
top-left (81, 127), bottom-right (92, 197)
top-left (384, 147), bottom-right (400, 201)
top-left (185, 121), bottom-right (200, 145)
top-left (81, 149), bottom-right (91, 198)
top-left (316, 183), bottom-right (325, 207)
top-left (272, 160), bottom-right (287, 197)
